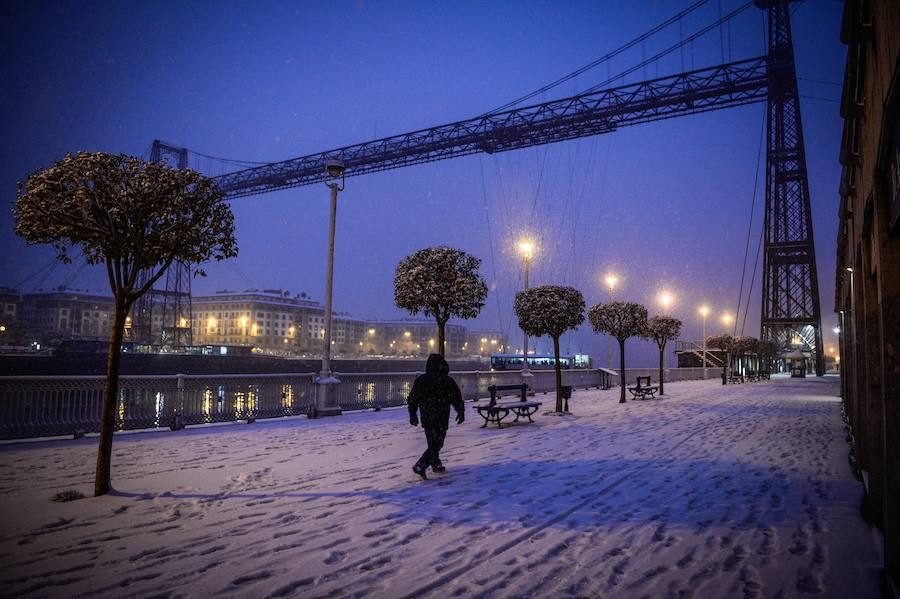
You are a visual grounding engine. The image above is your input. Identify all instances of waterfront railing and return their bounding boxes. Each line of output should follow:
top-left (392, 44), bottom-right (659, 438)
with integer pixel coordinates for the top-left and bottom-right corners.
top-left (0, 367), bottom-right (713, 440)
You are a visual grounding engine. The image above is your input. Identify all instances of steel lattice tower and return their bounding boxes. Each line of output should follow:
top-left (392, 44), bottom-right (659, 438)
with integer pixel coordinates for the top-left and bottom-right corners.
top-left (130, 141), bottom-right (194, 350)
top-left (757, 0), bottom-right (825, 375)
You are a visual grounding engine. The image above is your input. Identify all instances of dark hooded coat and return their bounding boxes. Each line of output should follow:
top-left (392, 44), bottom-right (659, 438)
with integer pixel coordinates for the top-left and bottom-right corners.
top-left (407, 354), bottom-right (464, 429)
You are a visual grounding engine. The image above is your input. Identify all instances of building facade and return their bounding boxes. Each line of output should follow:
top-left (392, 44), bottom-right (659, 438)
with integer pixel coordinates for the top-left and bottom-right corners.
top-left (0, 287), bottom-right (20, 324)
top-left (835, 0), bottom-right (900, 587)
top-left (191, 290), bottom-right (370, 357)
top-left (20, 288), bottom-right (115, 340)
top-left (362, 319), bottom-right (468, 357)
top-left (8, 286), bottom-right (487, 359)
top-left (468, 329), bottom-right (509, 357)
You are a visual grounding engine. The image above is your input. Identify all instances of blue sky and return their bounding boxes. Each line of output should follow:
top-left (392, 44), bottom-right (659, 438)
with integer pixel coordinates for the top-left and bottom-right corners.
top-left (0, 1), bottom-right (846, 364)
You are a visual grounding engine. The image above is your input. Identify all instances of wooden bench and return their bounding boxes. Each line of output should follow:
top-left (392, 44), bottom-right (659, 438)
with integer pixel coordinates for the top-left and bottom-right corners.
top-left (473, 384), bottom-right (542, 429)
top-left (627, 376), bottom-right (659, 400)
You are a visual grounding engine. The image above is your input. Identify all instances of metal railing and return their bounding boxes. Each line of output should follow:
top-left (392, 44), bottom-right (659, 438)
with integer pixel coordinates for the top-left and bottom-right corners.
top-left (0, 367), bottom-right (723, 440)
top-left (0, 368), bottom-right (614, 440)
top-left (614, 367), bottom-right (718, 385)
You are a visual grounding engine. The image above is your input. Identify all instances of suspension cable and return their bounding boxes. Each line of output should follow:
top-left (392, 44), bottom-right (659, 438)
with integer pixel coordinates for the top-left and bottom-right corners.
top-left (740, 226), bottom-right (765, 336)
top-left (734, 108), bottom-right (766, 337)
top-left (483, 0), bottom-right (710, 115)
top-left (583, 1), bottom-right (754, 95)
top-left (479, 156), bottom-right (506, 339)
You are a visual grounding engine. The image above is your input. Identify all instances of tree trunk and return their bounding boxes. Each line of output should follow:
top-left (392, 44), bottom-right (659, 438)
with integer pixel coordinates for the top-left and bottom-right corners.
top-left (722, 350), bottom-right (728, 385)
top-left (658, 341), bottom-right (665, 395)
top-left (553, 335), bottom-right (563, 412)
top-left (619, 338), bottom-right (627, 404)
top-left (95, 297), bottom-right (127, 496)
top-left (437, 318), bottom-right (446, 358)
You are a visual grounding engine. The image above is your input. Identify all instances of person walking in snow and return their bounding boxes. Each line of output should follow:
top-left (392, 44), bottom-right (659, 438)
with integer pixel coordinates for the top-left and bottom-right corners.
top-left (407, 353), bottom-right (465, 480)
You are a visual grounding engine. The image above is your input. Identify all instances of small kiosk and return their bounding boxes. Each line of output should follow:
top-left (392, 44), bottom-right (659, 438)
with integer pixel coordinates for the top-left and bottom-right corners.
top-left (785, 350), bottom-right (808, 378)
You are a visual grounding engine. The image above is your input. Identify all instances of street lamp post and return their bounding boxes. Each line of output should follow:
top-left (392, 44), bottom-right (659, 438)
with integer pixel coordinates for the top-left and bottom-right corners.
top-left (699, 305), bottom-right (710, 377)
top-left (518, 240), bottom-right (534, 378)
top-left (605, 274), bottom-right (618, 370)
top-left (314, 159), bottom-right (346, 418)
top-left (721, 312), bottom-right (733, 381)
top-left (658, 291), bottom-right (673, 370)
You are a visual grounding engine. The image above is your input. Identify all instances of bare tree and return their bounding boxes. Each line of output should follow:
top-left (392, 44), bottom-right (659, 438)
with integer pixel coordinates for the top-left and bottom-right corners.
top-left (589, 301), bottom-right (648, 403)
top-left (394, 246), bottom-right (488, 357)
top-left (643, 316), bottom-right (682, 395)
top-left (514, 285), bottom-right (585, 412)
top-left (15, 152), bottom-right (237, 496)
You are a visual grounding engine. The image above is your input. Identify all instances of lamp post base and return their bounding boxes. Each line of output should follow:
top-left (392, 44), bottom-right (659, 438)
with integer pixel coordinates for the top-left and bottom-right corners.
top-left (313, 374), bottom-right (342, 418)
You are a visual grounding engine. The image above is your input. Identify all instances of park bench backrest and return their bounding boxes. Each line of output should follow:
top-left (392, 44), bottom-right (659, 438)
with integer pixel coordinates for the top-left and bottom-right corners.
top-left (636, 376), bottom-right (652, 388)
top-left (487, 383), bottom-right (529, 408)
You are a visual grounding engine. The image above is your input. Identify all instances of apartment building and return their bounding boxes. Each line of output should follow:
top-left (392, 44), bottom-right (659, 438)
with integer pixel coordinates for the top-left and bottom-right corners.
top-left (834, 0), bottom-right (900, 585)
top-left (192, 290), bottom-right (367, 356)
top-left (20, 288), bottom-right (115, 339)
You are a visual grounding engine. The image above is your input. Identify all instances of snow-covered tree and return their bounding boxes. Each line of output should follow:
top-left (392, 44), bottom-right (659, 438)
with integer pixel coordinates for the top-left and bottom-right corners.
top-left (394, 247), bottom-right (488, 357)
top-left (15, 152), bottom-right (237, 496)
top-left (588, 302), bottom-right (647, 403)
top-left (514, 285), bottom-right (585, 413)
top-left (589, 301), bottom-right (648, 403)
top-left (643, 315), bottom-right (682, 395)
top-left (706, 334), bottom-right (735, 383)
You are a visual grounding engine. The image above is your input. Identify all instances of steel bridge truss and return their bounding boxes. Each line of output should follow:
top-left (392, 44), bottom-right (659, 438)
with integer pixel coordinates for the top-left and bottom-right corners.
top-left (214, 56), bottom-right (769, 198)
top-left (147, 0), bottom-right (823, 372)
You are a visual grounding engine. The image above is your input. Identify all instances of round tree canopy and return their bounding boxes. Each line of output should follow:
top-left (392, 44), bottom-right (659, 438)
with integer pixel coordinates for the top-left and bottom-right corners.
top-left (514, 285), bottom-right (585, 339)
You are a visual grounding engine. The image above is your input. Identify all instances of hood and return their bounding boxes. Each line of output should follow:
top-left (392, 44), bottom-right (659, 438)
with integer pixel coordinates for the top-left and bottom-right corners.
top-left (425, 353), bottom-right (449, 376)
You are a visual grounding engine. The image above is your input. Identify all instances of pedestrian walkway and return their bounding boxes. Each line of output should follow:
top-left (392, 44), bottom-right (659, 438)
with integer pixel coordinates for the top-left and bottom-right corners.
top-left (0, 375), bottom-right (882, 598)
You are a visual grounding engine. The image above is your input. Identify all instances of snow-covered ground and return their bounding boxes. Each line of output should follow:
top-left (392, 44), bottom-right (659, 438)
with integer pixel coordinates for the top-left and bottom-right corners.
top-left (0, 375), bottom-right (883, 598)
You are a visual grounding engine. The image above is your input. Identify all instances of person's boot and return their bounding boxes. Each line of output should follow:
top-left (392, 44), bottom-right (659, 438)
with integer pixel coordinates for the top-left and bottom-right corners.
top-left (412, 463), bottom-right (428, 480)
top-left (432, 459), bottom-right (446, 473)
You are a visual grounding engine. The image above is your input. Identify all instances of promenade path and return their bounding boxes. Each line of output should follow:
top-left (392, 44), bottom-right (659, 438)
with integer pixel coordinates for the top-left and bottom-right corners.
top-left (0, 375), bottom-right (883, 598)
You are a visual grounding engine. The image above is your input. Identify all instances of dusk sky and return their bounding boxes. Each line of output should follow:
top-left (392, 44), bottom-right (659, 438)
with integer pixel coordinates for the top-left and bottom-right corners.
top-left (0, 1), bottom-right (846, 365)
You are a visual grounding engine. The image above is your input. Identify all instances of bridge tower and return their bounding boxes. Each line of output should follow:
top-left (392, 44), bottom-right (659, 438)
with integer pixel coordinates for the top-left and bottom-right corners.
top-left (756, 0), bottom-right (825, 375)
top-left (130, 140), bottom-right (194, 350)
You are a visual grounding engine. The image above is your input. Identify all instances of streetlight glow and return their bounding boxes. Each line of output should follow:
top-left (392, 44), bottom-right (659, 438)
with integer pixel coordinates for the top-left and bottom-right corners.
top-left (721, 313), bottom-right (734, 326)
top-left (518, 239), bottom-right (534, 259)
top-left (699, 305), bottom-right (710, 317)
top-left (658, 292), bottom-right (673, 312)
top-left (604, 274), bottom-right (618, 290)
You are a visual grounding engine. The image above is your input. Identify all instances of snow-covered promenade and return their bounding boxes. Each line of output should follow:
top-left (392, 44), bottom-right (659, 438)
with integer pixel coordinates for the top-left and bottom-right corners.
top-left (0, 375), bottom-right (883, 598)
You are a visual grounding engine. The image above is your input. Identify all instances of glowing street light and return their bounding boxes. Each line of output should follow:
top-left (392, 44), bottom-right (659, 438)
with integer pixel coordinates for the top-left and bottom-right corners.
top-left (604, 273), bottom-right (618, 368)
top-left (658, 291), bottom-right (673, 314)
top-left (518, 239), bottom-right (535, 377)
top-left (721, 312), bottom-right (734, 333)
top-left (518, 240), bottom-right (534, 260)
top-left (604, 274), bottom-right (618, 297)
